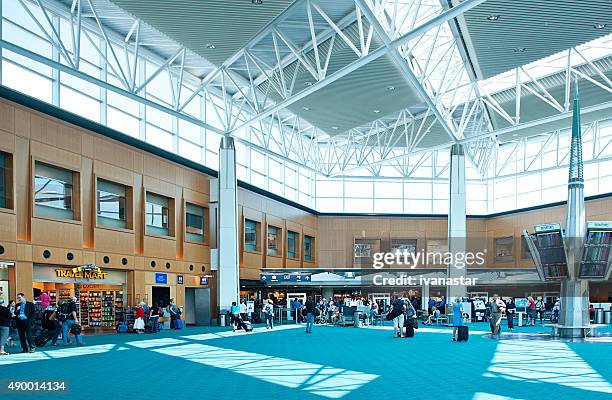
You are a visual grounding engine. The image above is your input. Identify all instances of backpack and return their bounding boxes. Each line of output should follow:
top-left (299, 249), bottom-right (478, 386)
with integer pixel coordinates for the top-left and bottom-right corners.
top-left (58, 303), bottom-right (69, 322)
top-left (536, 301), bottom-right (545, 311)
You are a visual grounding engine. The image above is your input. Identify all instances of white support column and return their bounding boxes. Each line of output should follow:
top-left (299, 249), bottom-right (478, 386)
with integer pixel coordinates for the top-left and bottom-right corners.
top-left (218, 136), bottom-right (240, 313)
top-left (447, 144), bottom-right (467, 301)
top-left (421, 283), bottom-right (430, 312)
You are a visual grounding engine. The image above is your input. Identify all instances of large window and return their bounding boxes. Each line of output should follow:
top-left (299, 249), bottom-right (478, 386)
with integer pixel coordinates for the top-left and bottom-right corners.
top-left (34, 162), bottom-right (76, 220)
top-left (304, 235), bottom-right (315, 261)
top-left (186, 203), bottom-right (206, 242)
top-left (0, 152), bottom-right (12, 209)
top-left (244, 219), bottom-right (259, 251)
top-left (146, 192), bottom-right (171, 236)
top-left (96, 179), bottom-right (127, 229)
top-left (267, 226), bottom-right (280, 256)
top-left (287, 231), bottom-right (299, 259)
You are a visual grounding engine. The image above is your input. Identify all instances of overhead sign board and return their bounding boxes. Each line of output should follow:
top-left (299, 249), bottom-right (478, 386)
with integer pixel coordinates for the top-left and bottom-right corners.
top-left (260, 273), bottom-right (312, 283)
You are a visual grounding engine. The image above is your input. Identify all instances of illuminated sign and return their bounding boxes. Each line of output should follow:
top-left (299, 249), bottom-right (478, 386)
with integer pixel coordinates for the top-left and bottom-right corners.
top-left (55, 269), bottom-right (108, 280)
top-left (200, 276), bottom-right (208, 285)
top-left (155, 273), bottom-right (168, 284)
top-left (177, 275), bottom-right (184, 285)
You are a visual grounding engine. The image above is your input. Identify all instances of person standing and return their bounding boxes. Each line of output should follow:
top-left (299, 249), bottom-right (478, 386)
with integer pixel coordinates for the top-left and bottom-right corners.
top-left (390, 297), bottom-right (406, 338)
top-left (134, 302), bottom-right (146, 333)
top-left (38, 292), bottom-right (51, 309)
top-left (452, 298), bottom-right (464, 341)
top-left (535, 297), bottom-right (545, 325)
top-left (263, 299), bottom-right (274, 329)
top-left (527, 296), bottom-right (536, 326)
top-left (15, 293), bottom-right (35, 353)
top-left (7, 300), bottom-right (17, 347)
top-left (62, 296), bottom-right (83, 346)
top-left (489, 294), bottom-right (506, 337)
top-left (370, 300), bottom-right (379, 326)
top-left (304, 296), bottom-right (316, 334)
top-left (506, 299), bottom-right (516, 331)
top-left (552, 298), bottom-right (560, 323)
top-left (292, 298), bottom-right (301, 323)
top-left (0, 299), bottom-right (12, 355)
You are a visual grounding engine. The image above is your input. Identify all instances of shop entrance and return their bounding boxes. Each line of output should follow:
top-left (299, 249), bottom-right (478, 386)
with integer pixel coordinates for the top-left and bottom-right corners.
top-left (185, 287), bottom-right (211, 326)
top-left (286, 292), bottom-right (306, 321)
top-left (152, 286), bottom-right (170, 308)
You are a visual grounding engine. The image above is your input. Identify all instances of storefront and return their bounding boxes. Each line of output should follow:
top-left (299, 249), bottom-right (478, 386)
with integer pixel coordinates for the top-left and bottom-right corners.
top-left (33, 265), bottom-right (127, 330)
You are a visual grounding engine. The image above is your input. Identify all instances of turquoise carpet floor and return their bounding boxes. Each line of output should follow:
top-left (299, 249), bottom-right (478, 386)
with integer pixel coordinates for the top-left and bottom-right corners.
top-left (1, 322), bottom-right (611, 400)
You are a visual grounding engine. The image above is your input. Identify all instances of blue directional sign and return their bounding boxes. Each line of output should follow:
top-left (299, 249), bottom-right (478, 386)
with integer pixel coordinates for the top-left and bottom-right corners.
top-left (155, 273), bottom-right (168, 284)
top-left (261, 273), bottom-right (312, 283)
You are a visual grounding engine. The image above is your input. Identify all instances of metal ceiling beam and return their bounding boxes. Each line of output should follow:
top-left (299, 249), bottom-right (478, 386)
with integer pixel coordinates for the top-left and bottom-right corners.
top-left (354, 0), bottom-right (486, 177)
top-left (228, 0), bottom-right (487, 135)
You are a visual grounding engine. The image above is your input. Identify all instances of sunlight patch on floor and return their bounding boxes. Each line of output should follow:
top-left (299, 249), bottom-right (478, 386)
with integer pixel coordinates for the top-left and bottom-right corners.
top-left (153, 343), bottom-right (378, 398)
top-left (486, 340), bottom-right (612, 394)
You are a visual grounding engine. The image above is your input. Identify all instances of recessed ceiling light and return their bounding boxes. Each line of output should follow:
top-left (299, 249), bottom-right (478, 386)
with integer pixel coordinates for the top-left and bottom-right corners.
top-left (386, 85), bottom-right (395, 91)
top-left (252, 0), bottom-right (263, 4)
top-left (513, 47), bottom-right (526, 53)
top-left (304, 81), bottom-right (313, 87)
top-left (373, 109), bottom-right (380, 114)
top-left (486, 15), bottom-right (500, 21)
top-left (594, 23), bottom-right (606, 29)
top-left (302, 106), bottom-right (310, 111)
top-left (206, 43), bottom-right (216, 49)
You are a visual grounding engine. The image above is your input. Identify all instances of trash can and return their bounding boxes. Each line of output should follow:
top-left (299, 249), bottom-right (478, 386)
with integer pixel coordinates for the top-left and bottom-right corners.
top-left (605, 310), bottom-right (612, 324)
top-left (218, 314), bottom-right (226, 327)
top-left (594, 308), bottom-right (604, 324)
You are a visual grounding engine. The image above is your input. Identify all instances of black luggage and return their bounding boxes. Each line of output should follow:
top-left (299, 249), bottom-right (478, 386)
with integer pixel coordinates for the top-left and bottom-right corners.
top-left (405, 325), bottom-right (415, 337)
top-left (35, 329), bottom-right (52, 348)
top-left (457, 325), bottom-right (469, 342)
top-left (242, 320), bottom-right (253, 332)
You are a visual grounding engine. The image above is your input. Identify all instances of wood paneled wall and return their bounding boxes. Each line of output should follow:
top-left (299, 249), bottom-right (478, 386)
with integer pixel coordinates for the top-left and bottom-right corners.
top-left (319, 197), bottom-right (612, 269)
top-left (238, 188), bottom-right (318, 280)
top-left (0, 98), bottom-right (213, 304)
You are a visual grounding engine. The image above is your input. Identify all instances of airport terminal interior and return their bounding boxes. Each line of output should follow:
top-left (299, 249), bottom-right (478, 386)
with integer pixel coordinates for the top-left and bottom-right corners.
top-left (0, 0), bottom-right (611, 399)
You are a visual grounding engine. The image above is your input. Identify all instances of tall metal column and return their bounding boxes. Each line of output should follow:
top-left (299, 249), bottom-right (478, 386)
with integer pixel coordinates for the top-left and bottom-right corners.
top-left (447, 144), bottom-right (467, 302)
top-left (560, 82), bottom-right (589, 333)
top-left (218, 136), bottom-right (240, 313)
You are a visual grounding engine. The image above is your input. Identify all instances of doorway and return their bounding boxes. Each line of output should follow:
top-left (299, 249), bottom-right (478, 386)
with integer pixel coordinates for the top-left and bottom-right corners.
top-left (185, 287), bottom-right (211, 326)
top-left (152, 286), bottom-right (170, 308)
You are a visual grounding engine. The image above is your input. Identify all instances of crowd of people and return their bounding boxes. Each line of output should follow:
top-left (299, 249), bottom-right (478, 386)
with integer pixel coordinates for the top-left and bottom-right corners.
top-left (131, 298), bottom-right (183, 333)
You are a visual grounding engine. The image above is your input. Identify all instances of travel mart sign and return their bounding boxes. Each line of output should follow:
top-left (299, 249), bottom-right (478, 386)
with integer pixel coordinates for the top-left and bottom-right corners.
top-left (55, 268), bottom-right (108, 280)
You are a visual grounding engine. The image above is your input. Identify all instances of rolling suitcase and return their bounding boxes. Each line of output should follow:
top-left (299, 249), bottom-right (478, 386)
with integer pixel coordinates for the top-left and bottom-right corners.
top-left (457, 325), bottom-right (469, 342)
top-left (117, 323), bottom-right (128, 333)
top-left (242, 320), bottom-right (253, 332)
top-left (174, 319), bottom-right (184, 330)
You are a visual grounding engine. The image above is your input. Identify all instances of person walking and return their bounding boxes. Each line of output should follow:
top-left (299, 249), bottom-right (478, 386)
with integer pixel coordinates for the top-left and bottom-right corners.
top-left (230, 301), bottom-right (240, 332)
top-left (149, 304), bottom-right (160, 333)
top-left (41, 304), bottom-right (59, 346)
top-left (169, 299), bottom-right (179, 329)
top-left (49, 301), bottom-right (63, 346)
top-left (0, 299), bottom-right (12, 355)
top-left (452, 298), bottom-right (464, 341)
top-left (61, 296), bottom-right (83, 346)
top-left (506, 299), bottom-right (516, 331)
top-left (239, 300), bottom-right (248, 322)
top-left (263, 299), bottom-right (274, 329)
top-left (489, 294), bottom-right (506, 337)
top-left (304, 296), bottom-right (316, 334)
top-left (15, 293), bottom-right (36, 353)
top-left (552, 298), bottom-right (560, 323)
